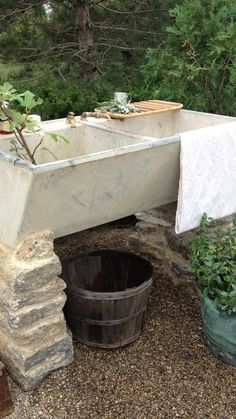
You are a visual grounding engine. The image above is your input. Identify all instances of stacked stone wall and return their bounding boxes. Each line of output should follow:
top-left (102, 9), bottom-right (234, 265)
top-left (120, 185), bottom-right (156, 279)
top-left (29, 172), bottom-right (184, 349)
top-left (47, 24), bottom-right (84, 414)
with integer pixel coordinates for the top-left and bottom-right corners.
top-left (129, 203), bottom-right (234, 294)
top-left (0, 231), bottom-right (73, 390)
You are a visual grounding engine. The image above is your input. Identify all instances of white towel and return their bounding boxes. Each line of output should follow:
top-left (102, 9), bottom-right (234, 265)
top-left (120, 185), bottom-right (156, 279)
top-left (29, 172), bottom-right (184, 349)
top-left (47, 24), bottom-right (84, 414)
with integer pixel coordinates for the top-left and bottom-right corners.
top-left (175, 121), bottom-right (236, 234)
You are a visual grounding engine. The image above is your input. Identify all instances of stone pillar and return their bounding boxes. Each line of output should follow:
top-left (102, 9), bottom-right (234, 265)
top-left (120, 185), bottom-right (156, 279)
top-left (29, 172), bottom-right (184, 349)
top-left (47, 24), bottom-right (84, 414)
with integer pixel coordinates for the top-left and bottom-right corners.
top-left (0, 230), bottom-right (73, 390)
top-left (129, 204), bottom-right (197, 293)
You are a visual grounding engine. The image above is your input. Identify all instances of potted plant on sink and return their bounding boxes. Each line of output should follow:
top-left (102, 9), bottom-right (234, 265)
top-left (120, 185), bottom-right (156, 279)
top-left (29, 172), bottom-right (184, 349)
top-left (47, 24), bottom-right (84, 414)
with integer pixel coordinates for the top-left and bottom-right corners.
top-left (0, 82), bottom-right (68, 164)
top-left (97, 98), bottom-right (139, 115)
top-left (189, 214), bottom-right (236, 365)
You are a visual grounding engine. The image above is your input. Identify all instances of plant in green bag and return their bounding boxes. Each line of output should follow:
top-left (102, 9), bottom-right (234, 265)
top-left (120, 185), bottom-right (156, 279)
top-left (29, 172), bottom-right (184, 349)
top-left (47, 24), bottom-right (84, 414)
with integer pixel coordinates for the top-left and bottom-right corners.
top-left (189, 214), bottom-right (236, 312)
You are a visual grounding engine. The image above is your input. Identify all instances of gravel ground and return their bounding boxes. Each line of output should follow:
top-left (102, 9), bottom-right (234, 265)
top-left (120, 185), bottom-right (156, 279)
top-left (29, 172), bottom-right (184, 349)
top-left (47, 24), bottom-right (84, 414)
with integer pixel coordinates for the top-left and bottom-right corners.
top-left (7, 222), bottom-right (236, 419)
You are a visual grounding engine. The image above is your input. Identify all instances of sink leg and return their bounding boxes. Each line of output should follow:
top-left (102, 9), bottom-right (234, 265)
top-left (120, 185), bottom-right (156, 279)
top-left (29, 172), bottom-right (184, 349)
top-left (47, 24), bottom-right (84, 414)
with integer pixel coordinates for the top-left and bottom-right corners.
top-left (0, 230), bottom-right (73, 390)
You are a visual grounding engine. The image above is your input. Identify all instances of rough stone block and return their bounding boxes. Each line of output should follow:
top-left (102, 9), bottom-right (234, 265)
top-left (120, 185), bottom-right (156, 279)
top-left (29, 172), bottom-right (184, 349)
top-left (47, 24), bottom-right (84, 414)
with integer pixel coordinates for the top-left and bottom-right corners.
top-left (0, 258), bottom-right (62, 293)
top-left (1, 346), bottom-right (73, 391)
top-left (7, 334), bottom-right (73, 372)
top-left (135, 212), bottom-right (172, 227)
top-left (0, 312), bottom-right (67, 346)
top-left (0, 277), bottom-right (66, 311)
top-left (128, 234), bottom-right (165, 261)
top-left (135, 221), bottom-right (160, 234)
top-left (135, 221), bottom-right (166, 241)
top-left (13, 230), bottom-right (55, 262)
top-left (164, 229), bottom-right (195, 260)
top-left (5, 292), bottom-right (66, 329)
top-left (145, 202), bottom-right (177, 226)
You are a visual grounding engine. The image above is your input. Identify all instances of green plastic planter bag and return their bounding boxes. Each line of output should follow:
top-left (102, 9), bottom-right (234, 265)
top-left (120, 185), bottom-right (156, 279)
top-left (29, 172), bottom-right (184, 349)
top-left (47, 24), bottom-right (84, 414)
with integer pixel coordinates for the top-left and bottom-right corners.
top-left (200, 292), bottom-right (236, 365)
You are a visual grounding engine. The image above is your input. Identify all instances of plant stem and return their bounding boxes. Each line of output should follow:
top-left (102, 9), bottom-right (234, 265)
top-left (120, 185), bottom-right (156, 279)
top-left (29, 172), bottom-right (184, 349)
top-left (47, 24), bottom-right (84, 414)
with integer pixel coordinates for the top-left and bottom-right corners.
top-left (32, 136), bottom-right (43, 159)
top-left (1, 105), bottom-right (37, 164)
top-left (15, 127), bottom-right (37, 164)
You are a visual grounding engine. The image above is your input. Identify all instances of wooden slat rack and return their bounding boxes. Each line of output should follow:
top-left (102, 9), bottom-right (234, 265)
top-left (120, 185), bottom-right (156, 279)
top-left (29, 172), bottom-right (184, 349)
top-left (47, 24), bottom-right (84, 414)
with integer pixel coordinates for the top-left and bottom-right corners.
top-left (99, 99), bottom-right (183, 120)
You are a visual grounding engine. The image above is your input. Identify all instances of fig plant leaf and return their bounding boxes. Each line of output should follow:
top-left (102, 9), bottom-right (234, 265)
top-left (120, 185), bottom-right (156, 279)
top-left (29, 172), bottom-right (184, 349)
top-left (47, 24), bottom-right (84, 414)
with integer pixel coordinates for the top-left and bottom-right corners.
top-left (0, 83), bottom-right (69, 164)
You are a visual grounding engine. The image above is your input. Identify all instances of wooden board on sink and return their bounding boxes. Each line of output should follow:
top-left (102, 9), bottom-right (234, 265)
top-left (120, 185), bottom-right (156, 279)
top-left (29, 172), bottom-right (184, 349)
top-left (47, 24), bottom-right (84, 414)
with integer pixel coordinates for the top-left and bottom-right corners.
top-left (97, 99), bottom-right (183, 120)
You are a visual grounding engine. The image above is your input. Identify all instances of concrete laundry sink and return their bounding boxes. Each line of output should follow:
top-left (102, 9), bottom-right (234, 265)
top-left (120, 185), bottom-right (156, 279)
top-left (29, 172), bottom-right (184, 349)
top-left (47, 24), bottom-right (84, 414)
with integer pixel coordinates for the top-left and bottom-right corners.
top-left (0, 108), bottom-right (235, 390)
top-left (0, 109), bottom-right (235, 248)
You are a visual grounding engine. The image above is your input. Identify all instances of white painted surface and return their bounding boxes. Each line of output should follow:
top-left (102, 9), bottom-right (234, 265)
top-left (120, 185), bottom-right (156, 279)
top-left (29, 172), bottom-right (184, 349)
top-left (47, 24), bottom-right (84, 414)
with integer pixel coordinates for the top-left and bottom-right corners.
top-left (0, 159), bottom-right (33, 247)
top-left (176, 122), bottom-right (236, 233)
top-left (97, 109), bottom-right (235, 138)
top-left (0, 109), bottom-right (235, 247)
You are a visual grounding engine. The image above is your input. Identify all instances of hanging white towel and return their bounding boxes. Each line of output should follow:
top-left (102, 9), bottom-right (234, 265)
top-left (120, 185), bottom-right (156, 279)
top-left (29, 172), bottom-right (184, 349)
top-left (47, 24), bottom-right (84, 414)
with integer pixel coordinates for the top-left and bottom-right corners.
top-left (175, 121), bottom-right (236, 234)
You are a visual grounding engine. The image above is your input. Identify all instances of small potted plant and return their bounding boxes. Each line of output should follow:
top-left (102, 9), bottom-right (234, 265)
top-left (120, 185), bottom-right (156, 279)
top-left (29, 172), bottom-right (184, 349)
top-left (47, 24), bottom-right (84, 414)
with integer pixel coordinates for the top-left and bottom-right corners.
top-left (97, 99), bottom-right (138, 115)
top-left (189, 214), bottom-right (236, 365)
top-left (96, 92), bottom-right (140, 116)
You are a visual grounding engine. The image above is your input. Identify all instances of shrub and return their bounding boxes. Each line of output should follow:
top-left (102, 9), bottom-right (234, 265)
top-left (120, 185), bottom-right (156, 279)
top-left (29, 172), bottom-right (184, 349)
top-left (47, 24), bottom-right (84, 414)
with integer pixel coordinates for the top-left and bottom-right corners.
top-left (142, 0), bottom-right (236, 115)
top-left (189, 214), bottom-right (236, 312)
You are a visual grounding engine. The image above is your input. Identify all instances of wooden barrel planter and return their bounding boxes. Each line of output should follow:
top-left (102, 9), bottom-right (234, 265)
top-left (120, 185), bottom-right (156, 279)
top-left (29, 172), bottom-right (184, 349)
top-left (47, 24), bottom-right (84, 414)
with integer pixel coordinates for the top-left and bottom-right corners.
top-left (61, 250), bottom-right (153, 348)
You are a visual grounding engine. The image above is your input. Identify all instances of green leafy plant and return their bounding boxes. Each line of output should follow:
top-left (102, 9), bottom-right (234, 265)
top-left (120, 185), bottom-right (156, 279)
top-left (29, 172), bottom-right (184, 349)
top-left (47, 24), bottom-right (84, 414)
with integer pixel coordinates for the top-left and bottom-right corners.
top-left (0, 82), bottom-right (68, 164)
top-left (189, 214), bottom-right (236, 312)
top-left (97, 99), bottom-right (139, 115)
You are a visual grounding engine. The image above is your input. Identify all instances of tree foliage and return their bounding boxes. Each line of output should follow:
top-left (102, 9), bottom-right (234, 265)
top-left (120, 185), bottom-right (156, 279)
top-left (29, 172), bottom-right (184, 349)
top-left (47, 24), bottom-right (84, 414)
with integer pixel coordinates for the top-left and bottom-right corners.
top-left (190, 214), bottom-right (236, 312)
top-left (142, 0), bottom-right (236, 115)
top-left (0, 0), bottom-right (178, 117)
top-left (0, 0), bottom-right (235, 117)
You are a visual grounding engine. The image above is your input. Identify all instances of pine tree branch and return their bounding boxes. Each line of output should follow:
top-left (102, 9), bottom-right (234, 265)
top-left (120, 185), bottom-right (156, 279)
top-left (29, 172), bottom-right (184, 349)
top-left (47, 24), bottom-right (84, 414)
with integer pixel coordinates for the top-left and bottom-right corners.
top-left (0, 1), bottom-right (45, 22)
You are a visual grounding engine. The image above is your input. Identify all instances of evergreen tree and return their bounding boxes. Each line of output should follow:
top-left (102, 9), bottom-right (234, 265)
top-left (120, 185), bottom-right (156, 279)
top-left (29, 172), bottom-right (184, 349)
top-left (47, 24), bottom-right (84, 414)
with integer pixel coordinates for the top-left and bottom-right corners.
top-left (142, 0), bottom-right (236, 115)
top-left (0, 0), bottom-right (179, 117)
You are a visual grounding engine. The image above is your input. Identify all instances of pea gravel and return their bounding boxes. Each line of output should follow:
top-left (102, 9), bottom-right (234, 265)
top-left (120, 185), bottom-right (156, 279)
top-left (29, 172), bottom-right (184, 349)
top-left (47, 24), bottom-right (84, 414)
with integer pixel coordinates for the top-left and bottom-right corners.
top-left (7, 222), bottom-right (236, 419)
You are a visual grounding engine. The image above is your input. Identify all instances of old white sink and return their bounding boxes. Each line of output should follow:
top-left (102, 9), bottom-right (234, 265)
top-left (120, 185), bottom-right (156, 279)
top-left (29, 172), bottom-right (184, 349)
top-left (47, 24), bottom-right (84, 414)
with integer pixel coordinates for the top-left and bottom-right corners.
top-left (0, 109), bottom-right (235, 248)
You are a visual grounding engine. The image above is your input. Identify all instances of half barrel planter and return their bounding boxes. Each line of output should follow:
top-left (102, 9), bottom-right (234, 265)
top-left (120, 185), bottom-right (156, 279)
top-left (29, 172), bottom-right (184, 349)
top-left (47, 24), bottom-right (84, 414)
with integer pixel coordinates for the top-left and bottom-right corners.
top-left (62, 250), bottom-right (153, 348)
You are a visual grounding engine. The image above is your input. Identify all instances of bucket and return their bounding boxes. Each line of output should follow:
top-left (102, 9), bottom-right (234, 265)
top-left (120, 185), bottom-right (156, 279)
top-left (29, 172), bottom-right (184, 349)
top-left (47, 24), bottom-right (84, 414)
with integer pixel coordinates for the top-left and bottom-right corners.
top-left (113, 92), bottom-right (129, 104)
top-left (62, 250), bottom-right (153, 348)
